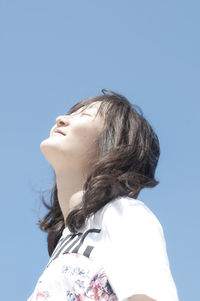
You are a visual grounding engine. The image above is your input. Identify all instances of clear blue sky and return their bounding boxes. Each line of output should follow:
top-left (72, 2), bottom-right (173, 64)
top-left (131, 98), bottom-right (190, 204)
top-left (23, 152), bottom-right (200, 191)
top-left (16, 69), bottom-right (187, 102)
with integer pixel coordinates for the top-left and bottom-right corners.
top-left (1, 1), bottom-right (199, 300)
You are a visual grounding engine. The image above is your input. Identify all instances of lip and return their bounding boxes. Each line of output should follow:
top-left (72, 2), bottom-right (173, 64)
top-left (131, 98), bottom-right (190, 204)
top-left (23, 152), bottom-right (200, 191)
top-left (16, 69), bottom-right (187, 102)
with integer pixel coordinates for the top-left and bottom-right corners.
top-left (54, 128), bottom-right (66, 136)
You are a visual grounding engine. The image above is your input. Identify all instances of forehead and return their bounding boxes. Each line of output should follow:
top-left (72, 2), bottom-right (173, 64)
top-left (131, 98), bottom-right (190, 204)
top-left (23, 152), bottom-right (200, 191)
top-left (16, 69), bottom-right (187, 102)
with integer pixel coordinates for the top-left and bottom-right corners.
top-left (69, 101), bottom-right (103, 116)
top-left (78, 101), bottom-right (101, 111)
top-left (88, 102), bottom-right (100, 108)
top-left (68, 97), bottom-right (111, 120)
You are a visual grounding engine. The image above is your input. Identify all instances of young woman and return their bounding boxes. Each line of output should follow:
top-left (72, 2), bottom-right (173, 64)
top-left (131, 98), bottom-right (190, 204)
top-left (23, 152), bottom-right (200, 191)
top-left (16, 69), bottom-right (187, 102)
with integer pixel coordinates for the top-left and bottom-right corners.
top-left (28, 90), bottom-right (179, 301)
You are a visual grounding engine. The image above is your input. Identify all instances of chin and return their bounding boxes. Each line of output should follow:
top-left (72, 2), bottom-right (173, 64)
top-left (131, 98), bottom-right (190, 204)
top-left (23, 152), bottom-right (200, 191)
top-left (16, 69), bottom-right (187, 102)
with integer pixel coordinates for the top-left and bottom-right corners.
top-left (39, 138), bottom-right (69, 169)
top-left (40, 137), bottom-right (49, 150)
top-left (40, 139), bottom-right (50, 158)
top-left (39, 137), bottom-right (57, 158)
top-left (40, 135), bottom-right (59, 148)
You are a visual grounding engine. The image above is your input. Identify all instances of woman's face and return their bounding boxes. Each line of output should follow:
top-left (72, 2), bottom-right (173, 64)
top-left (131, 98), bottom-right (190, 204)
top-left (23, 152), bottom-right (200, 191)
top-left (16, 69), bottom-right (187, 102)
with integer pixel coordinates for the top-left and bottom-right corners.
top-left (40, 101), bottom-right (105, 173)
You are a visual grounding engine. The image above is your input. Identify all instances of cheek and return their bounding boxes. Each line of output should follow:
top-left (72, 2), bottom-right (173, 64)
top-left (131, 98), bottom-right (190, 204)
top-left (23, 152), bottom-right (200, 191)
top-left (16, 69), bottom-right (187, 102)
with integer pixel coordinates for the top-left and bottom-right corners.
top-left (72, 123), bottom-right (99, 145)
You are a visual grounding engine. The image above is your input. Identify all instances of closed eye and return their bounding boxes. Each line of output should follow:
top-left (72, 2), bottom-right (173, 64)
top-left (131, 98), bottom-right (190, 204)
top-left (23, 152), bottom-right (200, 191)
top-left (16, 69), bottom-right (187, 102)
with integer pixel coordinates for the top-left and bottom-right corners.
top-left (69, 111), bottom-right (92, 117)
top-left (80, 113), bottom-right (92, 116)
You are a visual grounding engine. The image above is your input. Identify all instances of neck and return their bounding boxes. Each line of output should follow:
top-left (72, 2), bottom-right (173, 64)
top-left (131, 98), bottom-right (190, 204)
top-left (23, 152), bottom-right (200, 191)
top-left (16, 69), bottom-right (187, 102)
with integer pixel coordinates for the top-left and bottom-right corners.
top-left (55, 168), bottom-right (87, 226)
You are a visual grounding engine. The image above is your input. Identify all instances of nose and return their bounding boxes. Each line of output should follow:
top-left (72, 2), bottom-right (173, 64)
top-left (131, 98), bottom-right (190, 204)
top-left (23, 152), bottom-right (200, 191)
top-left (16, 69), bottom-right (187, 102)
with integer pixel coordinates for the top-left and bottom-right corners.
top-left (56, 115), bottom-right (70, 127)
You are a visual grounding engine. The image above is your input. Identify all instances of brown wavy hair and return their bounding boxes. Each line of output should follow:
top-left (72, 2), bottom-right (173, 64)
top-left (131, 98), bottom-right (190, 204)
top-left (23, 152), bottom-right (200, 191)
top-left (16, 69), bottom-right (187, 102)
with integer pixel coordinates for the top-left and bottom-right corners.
top-left (39, 89), bottom-right (160, 256)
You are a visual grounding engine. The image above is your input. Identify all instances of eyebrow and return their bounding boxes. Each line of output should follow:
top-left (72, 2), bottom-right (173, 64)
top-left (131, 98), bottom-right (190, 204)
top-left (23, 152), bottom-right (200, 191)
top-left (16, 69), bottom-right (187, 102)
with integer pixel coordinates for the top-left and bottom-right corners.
top-left (73, 105), bottom-right (98, 114)
top-left (71, 108), bottom-right (87, 115)
top-left (67, 102), bottom-right (101, 117)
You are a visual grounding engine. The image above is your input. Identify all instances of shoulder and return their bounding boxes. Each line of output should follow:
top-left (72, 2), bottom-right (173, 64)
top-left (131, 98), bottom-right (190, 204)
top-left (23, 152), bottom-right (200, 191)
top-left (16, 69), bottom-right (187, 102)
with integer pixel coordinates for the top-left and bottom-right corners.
top-left (101, 196), bottom-right (163, 235)
top-left (96, 197), bottom-right (179, 301)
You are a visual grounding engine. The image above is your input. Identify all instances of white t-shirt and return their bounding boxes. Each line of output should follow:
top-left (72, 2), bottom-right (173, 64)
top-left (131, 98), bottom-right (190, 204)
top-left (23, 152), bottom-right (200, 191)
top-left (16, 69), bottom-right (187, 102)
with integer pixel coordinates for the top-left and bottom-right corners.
top-left (27, 196), bottom-right (179, 301)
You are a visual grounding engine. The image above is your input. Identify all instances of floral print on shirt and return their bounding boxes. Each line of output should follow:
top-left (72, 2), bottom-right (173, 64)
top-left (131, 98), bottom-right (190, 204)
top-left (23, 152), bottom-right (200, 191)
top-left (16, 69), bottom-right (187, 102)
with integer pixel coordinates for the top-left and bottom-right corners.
top-left (65, 271), bottom-right (117, 301)
top-left (61, 254), bottom-right (117, 300)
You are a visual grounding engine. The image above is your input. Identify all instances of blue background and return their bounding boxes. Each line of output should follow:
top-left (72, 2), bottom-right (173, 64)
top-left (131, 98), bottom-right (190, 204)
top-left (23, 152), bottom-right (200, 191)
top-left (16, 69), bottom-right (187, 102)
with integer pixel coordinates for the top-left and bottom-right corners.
top-left (1, 1), bottom-right (199, 300)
